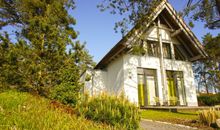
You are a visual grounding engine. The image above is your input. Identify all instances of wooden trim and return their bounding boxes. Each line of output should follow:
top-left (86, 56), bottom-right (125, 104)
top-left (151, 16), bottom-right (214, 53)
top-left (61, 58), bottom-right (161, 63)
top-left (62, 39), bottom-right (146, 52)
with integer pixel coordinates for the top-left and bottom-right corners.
top-left (189, 55), bottom-right (203, 62)
top-left (171, 29), bottom-right (182, 37)
top-left (176, 36), bottom-right (194, 57)
top-left (165, 2), bottom-right (208, 57)
top-left (160, 14), bottom-right (174, 30)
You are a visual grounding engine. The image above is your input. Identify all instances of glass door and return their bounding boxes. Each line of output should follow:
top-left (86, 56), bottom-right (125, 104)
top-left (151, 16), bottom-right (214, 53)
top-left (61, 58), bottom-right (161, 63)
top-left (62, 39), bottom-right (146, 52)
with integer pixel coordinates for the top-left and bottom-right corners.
top-left (176, 72), bottom-right (186, 105)
top-left (166, 71), bottom-right (186, 106)
top-left (146, 75), bottom-right (157, 105)
top-left (138, 68), bottom-right (158, 106)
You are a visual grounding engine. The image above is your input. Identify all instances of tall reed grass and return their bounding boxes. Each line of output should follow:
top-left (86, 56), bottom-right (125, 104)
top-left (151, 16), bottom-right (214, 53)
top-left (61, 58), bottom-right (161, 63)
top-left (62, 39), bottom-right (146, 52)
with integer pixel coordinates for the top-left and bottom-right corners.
top-left (76, 93), bottom-right (141, 130)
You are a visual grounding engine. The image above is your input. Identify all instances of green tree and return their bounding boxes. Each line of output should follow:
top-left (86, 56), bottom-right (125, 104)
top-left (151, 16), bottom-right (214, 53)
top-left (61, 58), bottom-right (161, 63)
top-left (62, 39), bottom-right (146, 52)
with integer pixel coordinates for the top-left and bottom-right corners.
top-left (204, 34), bottom-right (220, 91)
top-left (184, 0), bottom-right (220, 29)
top-left (0, 0), bottom-right (94, 98)
top-left (188, 33), bottom-right (220, 94)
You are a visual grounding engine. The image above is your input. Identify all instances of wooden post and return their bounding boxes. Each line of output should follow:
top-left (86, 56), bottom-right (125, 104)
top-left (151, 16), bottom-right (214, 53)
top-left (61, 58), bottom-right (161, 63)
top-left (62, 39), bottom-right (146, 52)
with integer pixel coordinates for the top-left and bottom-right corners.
top-left (170, 42), bottom-right (175, 60)
top-left (157, 18), bottom-right (167, 106)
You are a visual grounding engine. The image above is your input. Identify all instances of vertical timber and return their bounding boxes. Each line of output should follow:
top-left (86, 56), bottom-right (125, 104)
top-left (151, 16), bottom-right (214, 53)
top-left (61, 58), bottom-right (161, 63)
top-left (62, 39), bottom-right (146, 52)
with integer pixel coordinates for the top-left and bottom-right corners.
top-left (157, 18), bottom-right (167, 105)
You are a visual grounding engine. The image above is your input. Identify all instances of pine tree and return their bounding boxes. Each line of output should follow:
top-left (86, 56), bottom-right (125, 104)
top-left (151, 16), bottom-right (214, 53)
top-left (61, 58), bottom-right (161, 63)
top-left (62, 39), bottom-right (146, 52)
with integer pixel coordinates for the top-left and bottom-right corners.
top-left (0, 0), bottom-right (94, 98)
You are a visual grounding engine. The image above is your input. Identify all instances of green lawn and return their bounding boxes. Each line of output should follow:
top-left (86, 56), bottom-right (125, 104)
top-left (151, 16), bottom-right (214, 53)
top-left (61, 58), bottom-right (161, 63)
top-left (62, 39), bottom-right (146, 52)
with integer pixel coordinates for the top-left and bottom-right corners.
top-left (0, 91), bottom-right (112, 130)
top-left (141, 109), bottom-right (198, 121)
top-left (141, 109), bottom-right (213, 129)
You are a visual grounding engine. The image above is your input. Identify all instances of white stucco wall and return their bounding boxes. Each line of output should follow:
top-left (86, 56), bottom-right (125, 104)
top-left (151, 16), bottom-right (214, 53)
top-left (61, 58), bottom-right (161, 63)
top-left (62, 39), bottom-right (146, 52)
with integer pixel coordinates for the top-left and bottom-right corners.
top-left (82, 69), bottom-right (107, 95)
top-left (123, 54), bottom-right (198, 106)
top-left (106, 56), bottom-right (124, 95)
top-left (83, 56), bottom-right (124, 96)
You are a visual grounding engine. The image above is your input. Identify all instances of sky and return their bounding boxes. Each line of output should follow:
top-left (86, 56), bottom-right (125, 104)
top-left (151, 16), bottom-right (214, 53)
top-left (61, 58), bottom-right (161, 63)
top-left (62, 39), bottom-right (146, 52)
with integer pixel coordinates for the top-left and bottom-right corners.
top-left (72, 0), bottom-right (219, 63)
top-left (1, 0), bottom-right (219, 63)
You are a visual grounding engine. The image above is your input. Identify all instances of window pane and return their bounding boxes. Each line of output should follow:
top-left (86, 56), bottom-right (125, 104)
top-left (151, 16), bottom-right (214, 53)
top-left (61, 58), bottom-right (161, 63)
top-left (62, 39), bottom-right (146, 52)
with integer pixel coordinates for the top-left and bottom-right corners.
top-left (166, 71), bottom-right (186, 106)
top-left (163, 43), bottom-right (171, 59)
top-left (147, 41), bottom-right (158, 57)
top-left (146, 75), bottom-right (157, 105)
top-left (137, 68), bottom-right (158, 106)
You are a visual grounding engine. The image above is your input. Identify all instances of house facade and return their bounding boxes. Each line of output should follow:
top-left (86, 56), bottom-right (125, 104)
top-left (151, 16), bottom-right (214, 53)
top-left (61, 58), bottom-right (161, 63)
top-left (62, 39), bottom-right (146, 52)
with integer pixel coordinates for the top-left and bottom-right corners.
top-left (81, 1), bottom-right (207, 107)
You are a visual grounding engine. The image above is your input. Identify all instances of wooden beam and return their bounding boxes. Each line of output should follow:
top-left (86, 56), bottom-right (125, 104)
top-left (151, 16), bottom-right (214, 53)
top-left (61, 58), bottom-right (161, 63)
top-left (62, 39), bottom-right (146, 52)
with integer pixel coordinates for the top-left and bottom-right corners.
top-left (176, 36), bottom-right (194, 57)
top-left (171, 29), bottom-right (182, 37)
top-left (190, 55), bottom-right (202, 61)
top-left (153, 25), bottom-right (173, 32)
top-left (160, 14), bottom-right (174, 30)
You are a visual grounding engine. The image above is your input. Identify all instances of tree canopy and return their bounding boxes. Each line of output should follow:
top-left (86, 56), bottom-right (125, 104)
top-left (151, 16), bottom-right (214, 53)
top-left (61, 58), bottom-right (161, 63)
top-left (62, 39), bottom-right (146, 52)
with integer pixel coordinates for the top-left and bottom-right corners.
top-left (0, 0), bottom-right (94, 98)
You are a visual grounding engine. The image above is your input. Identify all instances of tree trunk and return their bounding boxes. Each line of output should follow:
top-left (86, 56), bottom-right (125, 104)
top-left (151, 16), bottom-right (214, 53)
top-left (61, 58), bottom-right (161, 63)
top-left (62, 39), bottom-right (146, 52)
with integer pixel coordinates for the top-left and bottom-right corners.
top-left (205, 83), bottom-right (209, 94)
top-left (203, 73), bottom-right (209, 94)
top-left (214, 86), bottom-right (217, 93)
top-left (216, 0), bottom-right (220, 16)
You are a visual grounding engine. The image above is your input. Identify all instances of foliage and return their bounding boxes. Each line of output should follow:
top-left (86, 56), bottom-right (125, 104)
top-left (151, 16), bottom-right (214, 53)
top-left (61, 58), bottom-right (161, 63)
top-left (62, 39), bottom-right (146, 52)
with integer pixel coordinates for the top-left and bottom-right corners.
top-left (183, 0), bottom-right (220, 29)
top-left (198, 109), bottom-right (220, 127)
top-left (204, 33), bottom-right (220, 91)
top-left (50, 84), bottom-right (81, 106)
top-left (0, 90), bottom-right (113, 130)
top-left (198, 93), bottom-right (220, 106)
top-left (50, 61), bottom-right (83, 106)
top-left (193, 33), bottom-right (220, 93)
top-left (98, 0), bottom-right (162, 35)
top-left (0, 0), bottom-right (94, 96)
top-left (76, 93), bottom-right (141, 130)
top-left (131, 41), bottom-right (147, 55)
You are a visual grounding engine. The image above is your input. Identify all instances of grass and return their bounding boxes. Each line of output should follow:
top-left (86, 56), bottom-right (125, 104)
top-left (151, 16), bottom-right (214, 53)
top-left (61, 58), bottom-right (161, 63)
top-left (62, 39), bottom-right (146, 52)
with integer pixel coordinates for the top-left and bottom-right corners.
top-left (141, 109), bottom-right (198, 121)
top-left (0, 90), bottom-right (113, 130)
top-left (141, 109), bottom-right (213, 129)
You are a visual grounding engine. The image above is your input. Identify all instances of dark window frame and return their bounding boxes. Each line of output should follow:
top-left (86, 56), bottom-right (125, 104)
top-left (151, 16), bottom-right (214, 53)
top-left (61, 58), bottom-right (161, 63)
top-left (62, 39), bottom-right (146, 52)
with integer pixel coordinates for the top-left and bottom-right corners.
top-left (146, 40), bottom-right (159, 57)
top-left (162, 42), bottom-right (172, 59)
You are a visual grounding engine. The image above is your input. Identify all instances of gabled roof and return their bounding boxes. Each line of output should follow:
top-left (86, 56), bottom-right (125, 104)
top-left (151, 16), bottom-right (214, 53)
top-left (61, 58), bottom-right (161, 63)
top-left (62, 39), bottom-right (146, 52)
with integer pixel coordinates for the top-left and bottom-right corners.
top-left (95, 0), bottom-right (208, 69)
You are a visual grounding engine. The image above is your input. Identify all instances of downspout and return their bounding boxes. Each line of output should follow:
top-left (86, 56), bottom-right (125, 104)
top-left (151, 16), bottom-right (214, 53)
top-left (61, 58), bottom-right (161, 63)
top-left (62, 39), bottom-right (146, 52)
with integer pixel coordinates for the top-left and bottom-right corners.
top-left (157, 18), bottom-right (167, 105)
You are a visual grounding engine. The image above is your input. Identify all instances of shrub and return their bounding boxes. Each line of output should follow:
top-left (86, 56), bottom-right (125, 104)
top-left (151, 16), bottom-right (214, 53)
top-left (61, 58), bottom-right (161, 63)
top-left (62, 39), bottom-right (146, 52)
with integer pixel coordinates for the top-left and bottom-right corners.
top-left (76, 93), bottom-right (141, 130)
top-left (198, 109), bottom-right (220, 127)
top-left (198, 93), bottom-right (220, 106)
top-left (50, 83), bottom-right (81, 106)
top-left (50, 64), bottom-right (83, 106)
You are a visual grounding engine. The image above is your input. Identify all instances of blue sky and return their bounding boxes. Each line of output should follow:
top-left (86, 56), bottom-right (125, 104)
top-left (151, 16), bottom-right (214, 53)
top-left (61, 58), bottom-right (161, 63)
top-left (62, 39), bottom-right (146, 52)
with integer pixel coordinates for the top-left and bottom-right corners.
top-left (1, 0), bottom-right (219, 63)
top-left (72, 0), bottom-right (219, 63)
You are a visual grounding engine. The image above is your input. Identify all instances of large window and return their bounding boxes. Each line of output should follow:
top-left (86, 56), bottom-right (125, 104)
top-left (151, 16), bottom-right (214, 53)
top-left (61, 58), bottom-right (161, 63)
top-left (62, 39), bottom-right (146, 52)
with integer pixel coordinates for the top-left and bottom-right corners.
top-left (147, 41), bottom-right (159, 57)
top-left (137, 68), bottom-right (158, 106)
top-left (162, 43), bottom-right (172, 59)
top-left (166, 71), bottom-right (186, 106)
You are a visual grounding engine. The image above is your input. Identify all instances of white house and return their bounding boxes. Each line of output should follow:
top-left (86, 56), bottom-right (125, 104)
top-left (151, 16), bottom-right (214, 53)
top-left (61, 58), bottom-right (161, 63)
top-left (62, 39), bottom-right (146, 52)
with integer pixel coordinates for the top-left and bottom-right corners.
top-left (81, 0), bottom-right (208, 107)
